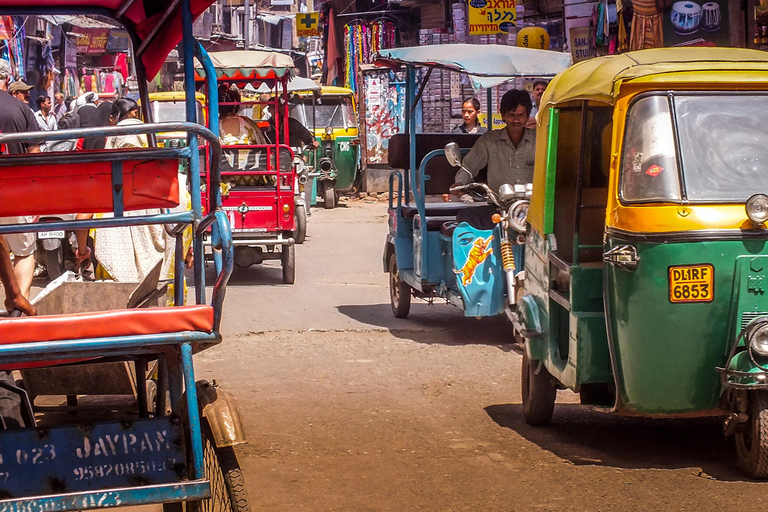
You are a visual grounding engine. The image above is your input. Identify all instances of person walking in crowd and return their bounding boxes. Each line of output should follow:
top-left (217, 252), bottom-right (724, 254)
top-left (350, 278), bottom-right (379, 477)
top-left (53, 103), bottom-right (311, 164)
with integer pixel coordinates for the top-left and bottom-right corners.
top-left (451, 89), bottom-right (535, 228)
top-left (452, 98), bottom-right (486, 134)
top-left (526, 80), bottom-right (549, 129)
top-left (35, 96), bottom-right (57, 131)
top-left (0, 59), bottom-right (39, 302)
top-left (8, 80), bottom-right (32, 104)
top-left (53, 92), bottom-right (66, 120)
top-left (34, 95), bottom-right (57, 152)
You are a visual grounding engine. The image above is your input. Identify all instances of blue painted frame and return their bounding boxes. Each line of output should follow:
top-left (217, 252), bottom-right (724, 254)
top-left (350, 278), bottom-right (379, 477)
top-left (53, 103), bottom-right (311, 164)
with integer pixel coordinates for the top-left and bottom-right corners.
top-left (0, 1), bottom-right (235, 509)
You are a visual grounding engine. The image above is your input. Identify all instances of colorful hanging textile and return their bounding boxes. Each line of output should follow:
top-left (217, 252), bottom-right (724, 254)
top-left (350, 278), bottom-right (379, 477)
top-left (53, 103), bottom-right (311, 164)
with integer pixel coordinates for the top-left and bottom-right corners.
top-left (344, 20), bottom-right (398, 93)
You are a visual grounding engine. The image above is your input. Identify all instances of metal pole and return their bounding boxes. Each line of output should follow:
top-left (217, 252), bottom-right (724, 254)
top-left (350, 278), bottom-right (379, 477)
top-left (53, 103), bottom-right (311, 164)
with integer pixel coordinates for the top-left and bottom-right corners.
top-left (181, 0), bottom-right (204, 305)
top-left (244, 0), bottom-right (250, 50)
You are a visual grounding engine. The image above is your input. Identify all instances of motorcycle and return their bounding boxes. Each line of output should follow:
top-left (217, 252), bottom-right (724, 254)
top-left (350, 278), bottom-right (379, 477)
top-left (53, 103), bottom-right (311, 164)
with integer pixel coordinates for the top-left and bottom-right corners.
top-left (35, 213), bottom-right (79, 280)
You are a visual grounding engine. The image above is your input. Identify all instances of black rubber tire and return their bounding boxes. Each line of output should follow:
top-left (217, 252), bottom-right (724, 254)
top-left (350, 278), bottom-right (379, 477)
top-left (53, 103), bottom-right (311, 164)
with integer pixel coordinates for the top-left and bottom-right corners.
top-left (323, 184), bottom-right (336, 209)
top-left (521, 352), bottom-right (557, 426)
top-left (736, 391), bottom-right (768, 479)
top-left (44, 247), bottom-right (63, 281)
top-left (389, 253), bottom-right (411, 318)
top-left (188, 426), bottom-right (250, 512)
top-left (281, 244), bottom-right (296, 284)
top-left (294, 206), bottom-right (307, 244)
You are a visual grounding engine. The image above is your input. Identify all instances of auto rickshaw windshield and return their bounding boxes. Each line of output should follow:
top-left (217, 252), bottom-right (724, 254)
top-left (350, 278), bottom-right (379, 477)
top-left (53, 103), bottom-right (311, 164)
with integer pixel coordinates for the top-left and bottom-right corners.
top-left (304, 96), bottom-right (355, 129)
top-left (151, 100), bottom-right (204, 124)
top-left (621, 93), bottom-right (768, 204)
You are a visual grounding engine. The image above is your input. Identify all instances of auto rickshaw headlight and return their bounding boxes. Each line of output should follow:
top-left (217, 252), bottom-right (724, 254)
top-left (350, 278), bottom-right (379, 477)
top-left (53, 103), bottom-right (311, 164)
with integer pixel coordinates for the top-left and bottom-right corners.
top-left (749, 323), bottom-right (768, 357)
top-left (325, 126), bottom-right (333, 136)
top-left (746, 194), bottom-right (768, 225)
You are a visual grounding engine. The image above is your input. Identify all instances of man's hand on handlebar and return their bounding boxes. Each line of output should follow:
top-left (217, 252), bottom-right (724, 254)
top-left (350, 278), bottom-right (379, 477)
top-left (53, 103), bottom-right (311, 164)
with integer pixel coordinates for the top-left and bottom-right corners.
top-left (450, 183), bottom-right (476, 203)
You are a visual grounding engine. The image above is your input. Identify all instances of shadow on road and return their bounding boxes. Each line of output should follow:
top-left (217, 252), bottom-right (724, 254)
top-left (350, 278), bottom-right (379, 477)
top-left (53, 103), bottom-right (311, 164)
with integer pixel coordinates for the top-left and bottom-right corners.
top-left (485, 403), bottom-right (749, 481)
top-left (203, 263), bottom-right (287, 287)
top-left (337, 303), bottom-right (519, 350)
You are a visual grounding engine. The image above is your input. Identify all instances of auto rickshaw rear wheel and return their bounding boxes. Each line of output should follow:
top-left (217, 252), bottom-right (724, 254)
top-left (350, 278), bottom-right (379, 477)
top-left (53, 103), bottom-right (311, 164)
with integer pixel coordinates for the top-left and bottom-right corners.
top-left (186, 424), bottom-right (250, 512)
top-left (736, 391), bottom-right (768, 479)
top-left (281, 245), bottom-right (296, 284)
top-left (389, 253), bottom-right (411, 318)
top-left (294, 207), bottom-right (307, 244)
top-left (521, 351), bottom-right (556, 426)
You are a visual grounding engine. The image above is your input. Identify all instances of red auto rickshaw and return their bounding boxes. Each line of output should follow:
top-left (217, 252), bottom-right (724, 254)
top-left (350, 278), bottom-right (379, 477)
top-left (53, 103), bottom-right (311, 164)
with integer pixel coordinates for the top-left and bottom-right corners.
top-left (196, 51), bottom-right (298, 283)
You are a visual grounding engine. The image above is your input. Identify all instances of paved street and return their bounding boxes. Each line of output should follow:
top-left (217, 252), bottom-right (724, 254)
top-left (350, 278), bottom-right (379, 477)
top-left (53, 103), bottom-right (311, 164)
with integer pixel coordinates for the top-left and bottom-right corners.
top-left (194, 199), bottom-right (768, 511)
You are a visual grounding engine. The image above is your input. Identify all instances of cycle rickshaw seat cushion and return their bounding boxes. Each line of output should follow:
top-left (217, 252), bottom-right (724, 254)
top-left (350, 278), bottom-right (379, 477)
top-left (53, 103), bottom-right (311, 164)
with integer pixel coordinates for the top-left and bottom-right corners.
top-left (0, 305), bottom-right (214, 370)
top-left (0, 155), bottom-right (180, 217)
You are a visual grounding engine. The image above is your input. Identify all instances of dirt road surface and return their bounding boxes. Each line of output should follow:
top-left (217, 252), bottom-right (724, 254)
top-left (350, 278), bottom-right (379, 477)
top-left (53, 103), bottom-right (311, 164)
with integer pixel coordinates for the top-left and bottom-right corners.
top-left (195, 200), bottom-right (768, 511)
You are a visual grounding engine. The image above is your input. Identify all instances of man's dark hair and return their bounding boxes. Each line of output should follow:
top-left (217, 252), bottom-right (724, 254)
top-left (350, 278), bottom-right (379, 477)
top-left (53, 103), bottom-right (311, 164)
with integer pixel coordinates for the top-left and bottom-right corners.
top-left (532, 79), bottom-right (549, 90)
top-left (499, 89), bottom-right (532, 116)
top-left (36, 95), bottom-right (49, 109)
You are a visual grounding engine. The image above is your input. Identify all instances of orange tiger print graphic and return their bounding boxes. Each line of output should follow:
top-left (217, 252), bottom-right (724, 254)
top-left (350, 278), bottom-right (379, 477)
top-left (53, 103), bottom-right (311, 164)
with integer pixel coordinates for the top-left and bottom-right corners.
top-left (453, 235), bottom-right (494, 286)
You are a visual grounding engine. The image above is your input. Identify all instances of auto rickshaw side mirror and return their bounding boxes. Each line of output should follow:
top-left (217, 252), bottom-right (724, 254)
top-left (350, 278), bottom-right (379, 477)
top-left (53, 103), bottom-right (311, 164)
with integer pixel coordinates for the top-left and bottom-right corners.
top-left (444, 142), bottom-right (462, 167)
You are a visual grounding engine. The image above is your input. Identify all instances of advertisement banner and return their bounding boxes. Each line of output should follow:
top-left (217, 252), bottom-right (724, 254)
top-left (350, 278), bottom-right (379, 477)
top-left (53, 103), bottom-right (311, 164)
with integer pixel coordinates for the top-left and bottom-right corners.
top-left (76, 28), bottom-right (110, 54)
top-left (468, 0), bottom-right (517, 35)
top-left (296, 12), bottom-right (321, 38)
top-left (663, 0), bottom-right (729, 47)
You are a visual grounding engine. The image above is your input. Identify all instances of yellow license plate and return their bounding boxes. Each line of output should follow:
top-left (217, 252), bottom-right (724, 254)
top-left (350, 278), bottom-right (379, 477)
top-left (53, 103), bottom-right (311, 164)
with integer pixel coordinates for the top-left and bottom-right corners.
top-left (668, 264), bottom-right (714, 303)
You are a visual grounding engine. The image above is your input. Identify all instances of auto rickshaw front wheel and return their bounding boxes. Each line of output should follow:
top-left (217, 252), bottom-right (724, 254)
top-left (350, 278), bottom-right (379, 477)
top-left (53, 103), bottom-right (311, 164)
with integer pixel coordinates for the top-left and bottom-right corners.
top-left (521, 352), bottom-right (556, 426)
top-left (323, 183), bottom-right (337, 209)
top-left (295, 207), bottom-right (307, 244)
top-left (282, 245), bottom-right (296, 284)
top-left (736, 391), bottom-right (768, 479)
top-left (389, 253), bottom-right (411, 318)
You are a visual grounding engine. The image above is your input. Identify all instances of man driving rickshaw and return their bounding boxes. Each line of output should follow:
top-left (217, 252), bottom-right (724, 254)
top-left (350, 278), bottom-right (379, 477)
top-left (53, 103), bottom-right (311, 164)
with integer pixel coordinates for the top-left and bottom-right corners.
top-left (451, 89), bottom-right (536, 229)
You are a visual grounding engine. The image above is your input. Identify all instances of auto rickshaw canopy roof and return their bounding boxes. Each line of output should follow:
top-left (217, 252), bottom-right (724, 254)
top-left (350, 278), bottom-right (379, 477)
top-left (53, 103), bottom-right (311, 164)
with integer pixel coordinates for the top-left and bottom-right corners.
top-left (542, 47), bottom-right (768, 109)
top-left (194, 50), bottom-right (297, 81)
top-left (0, 0), bottom-right (216, 79)
top-left (373, 44), bottom-right (572, 89)
top-left (253, 75), bottom-right (320, 94)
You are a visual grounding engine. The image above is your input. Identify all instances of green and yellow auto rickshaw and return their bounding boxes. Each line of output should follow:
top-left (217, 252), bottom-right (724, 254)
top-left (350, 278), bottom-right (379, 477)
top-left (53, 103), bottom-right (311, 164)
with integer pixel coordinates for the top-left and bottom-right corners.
top-left (515, 47), bottom-right (768, 478)
top-left (290, 86), bottom-right (360, 209)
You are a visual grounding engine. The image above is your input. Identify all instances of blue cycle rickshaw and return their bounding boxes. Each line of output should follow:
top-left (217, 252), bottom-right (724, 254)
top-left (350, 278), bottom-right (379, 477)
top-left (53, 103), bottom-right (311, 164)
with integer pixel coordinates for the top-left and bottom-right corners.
top-left (375, 45), bottom-right (570, 327)
top-left (0, 0), bottom-right (243, 511)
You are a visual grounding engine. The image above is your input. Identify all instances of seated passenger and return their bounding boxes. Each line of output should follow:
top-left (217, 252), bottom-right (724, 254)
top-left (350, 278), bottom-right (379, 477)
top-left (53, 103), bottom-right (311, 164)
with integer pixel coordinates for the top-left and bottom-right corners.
top-left (218, 84), bottom-right (272, 188)
top-left (451, 89), bottom-right (535, 230)
top-left (264, 96), bottom-right (319, 150)
top-left (219, 84), bottom-right (267, 146)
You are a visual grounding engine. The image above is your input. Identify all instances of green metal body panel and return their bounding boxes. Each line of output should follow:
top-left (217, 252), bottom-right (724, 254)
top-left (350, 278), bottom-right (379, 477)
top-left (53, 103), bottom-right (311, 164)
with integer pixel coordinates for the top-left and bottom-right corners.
top-left (605, 238), bottom-right (768, 415)
top-left (521, 228), bottom-right (613, 390)
top-left (313, 135), bottom-right (359, 191)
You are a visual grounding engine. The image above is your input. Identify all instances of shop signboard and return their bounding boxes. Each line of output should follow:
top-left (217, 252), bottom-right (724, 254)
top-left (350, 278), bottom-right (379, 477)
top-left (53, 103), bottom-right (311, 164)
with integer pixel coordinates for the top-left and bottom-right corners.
top-left (468, 0), bottom-right (517, 35)
top-left (76, 28), bottom-right (110, 54)
top-left (106, 30), bottom-right (130, 53)
top-left (296, 12), bottom-right (321, 38)
top-left (569, 25), bottom-right (595, 62)
top-left (64, 36), bottom-right (77, 68)
top-left (663, 0), bottom-right (729, 47)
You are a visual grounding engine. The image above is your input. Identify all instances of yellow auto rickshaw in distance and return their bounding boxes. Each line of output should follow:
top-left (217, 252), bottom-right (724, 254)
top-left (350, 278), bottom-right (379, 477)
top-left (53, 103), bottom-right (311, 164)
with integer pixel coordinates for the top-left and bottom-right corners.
top-left (515, 47), bottom-right (768, 478)
top-left (148, 91), bottom-right (208, 147)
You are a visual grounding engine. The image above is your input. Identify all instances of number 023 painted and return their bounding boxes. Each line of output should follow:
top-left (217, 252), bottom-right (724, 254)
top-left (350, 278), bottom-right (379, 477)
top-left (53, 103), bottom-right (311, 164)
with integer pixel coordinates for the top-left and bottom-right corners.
top-left (668, 264), bottom-right (714, 303)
